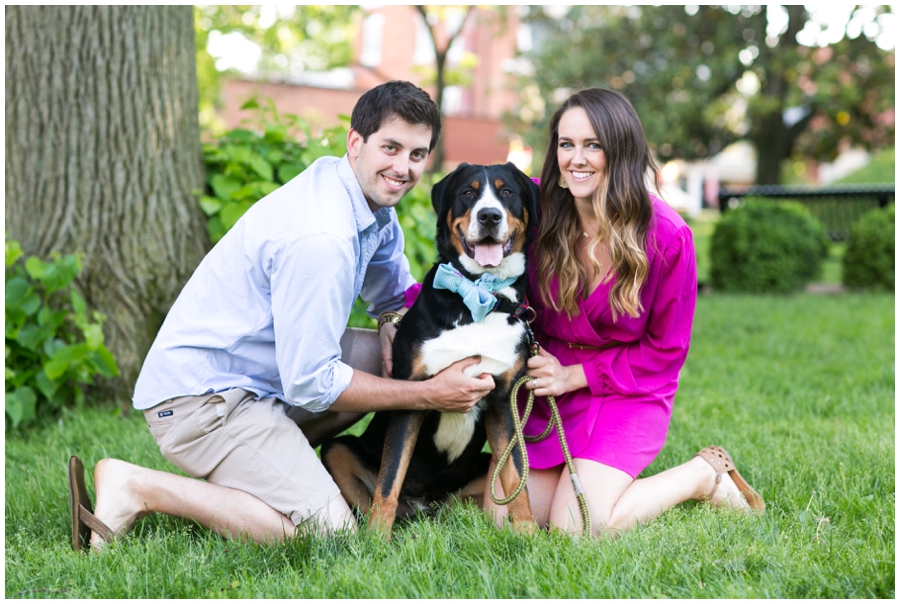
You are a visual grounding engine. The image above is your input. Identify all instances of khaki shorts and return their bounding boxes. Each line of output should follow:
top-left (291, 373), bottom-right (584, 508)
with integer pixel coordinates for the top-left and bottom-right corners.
top-left (143, 388), bottom-right (341, 526)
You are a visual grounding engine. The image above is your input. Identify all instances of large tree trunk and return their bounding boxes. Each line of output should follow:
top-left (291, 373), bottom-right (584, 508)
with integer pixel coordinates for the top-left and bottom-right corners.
top-left (415, 5), bottom-right (476, 174)
top-left (6, 6), bottom-right (209, 404)
top-left (751, 108), bottom-right (816, 185)
top-left (749, 4), bottom-right (809, 185)
top-left (752, 112), bottom-right (793, 186)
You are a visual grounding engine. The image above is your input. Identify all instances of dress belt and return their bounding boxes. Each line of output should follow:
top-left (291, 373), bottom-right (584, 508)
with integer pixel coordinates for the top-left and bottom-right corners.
top-left (566, 340), bottom-right (623, 351)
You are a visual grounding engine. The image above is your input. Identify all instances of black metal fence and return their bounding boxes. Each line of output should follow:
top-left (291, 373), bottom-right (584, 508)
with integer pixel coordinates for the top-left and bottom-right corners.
top-left (718, 184), bottom-right (895, 241)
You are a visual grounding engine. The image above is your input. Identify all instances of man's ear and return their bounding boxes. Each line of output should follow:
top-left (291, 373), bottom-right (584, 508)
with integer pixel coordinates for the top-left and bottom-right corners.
top-left (347, 129), bottom-right (363, 159)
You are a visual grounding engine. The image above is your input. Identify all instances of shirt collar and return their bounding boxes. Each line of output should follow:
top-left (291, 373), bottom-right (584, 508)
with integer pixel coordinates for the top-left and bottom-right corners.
top-left (338, 154), bottom-right (393, 234)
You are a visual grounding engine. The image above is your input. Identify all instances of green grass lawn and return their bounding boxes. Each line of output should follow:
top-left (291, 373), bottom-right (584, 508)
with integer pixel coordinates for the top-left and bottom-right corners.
top-left (821, 242), bottom-right (846, 285)
top-left (5, 293), bottom-right (894, 598)
top-left (833, 148), bottom-right (895, 185)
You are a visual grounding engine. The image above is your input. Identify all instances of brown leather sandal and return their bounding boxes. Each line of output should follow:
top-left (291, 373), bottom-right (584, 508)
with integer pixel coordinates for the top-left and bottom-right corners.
top-left (68, 456), bottom-right (115, 551)
top-left (695, 446), bottom-right (765, 512)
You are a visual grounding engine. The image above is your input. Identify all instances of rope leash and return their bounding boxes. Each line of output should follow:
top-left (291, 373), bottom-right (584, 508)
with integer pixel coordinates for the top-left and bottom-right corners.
top-left (489, 342), bottom-right (592, 537)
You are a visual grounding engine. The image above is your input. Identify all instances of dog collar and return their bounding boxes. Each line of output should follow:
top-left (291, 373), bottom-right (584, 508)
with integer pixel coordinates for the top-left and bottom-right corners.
top-left (493, 297), bottom-right (534, 322)
top-left (432, 263), bottom-right (518, 322)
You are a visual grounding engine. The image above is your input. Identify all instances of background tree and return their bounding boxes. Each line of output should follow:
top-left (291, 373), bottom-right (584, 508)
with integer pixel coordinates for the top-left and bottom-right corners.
top-left (6, 6), bottom-right (208, 400)
top-left (413, 6), bottom-right (515, 173)
top-left (414, 5), bottom-right (475, 172)
top-left (517, 5), bottom-right (895, 184)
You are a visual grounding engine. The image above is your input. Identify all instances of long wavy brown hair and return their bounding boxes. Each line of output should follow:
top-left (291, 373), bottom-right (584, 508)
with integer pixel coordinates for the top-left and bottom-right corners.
top-left (535, 88), bottom-right (658, 321)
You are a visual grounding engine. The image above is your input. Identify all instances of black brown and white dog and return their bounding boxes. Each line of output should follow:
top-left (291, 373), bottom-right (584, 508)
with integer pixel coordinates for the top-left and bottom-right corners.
top-left (321, 162), bottom-right (539, 537)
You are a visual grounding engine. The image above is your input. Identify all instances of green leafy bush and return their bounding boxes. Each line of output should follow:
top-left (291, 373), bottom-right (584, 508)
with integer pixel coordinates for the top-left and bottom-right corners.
top-left (842, 205), bottom-right (894, 290)
top-left (201, 97), bottom-right (351, 243)
top-left (710, 200), bottom-right (828, 293)
top-left (5, 239), bottom-right (119, 428)
top-left (201, 97), bottom-right (441, 328)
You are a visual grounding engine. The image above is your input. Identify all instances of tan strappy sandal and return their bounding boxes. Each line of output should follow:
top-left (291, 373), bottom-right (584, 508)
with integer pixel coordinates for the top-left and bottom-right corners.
top-left (695, 446), bottom-right (765, 512)
top-left (68, 456), bottom-right (115, 551)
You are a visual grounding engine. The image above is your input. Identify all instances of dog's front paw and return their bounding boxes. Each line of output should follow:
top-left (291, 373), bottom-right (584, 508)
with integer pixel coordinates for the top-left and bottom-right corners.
top-left (367, 502), bottom-right (398, 540)
top-left (510, 518), bottom-right (538, 534)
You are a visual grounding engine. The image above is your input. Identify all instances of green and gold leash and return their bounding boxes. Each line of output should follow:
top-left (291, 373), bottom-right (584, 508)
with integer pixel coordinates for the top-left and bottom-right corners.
top-left (489, 337), bottom-right (592, 537)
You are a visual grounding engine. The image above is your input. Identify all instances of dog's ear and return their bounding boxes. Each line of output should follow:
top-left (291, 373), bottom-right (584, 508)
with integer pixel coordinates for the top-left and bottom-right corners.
top-left (430, 165), bottom-right (463, 216)
top-left (505, 163), bottom-right (540, 227)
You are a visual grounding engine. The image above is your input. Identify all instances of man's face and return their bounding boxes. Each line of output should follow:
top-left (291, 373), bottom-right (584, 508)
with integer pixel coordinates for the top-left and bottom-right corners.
top-left (347, 115), bottom-right (433, 212)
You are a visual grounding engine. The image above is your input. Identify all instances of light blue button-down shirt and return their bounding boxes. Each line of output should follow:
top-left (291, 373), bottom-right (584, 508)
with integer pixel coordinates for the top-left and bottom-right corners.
top-left (132, 155), bottom-right (415, 412)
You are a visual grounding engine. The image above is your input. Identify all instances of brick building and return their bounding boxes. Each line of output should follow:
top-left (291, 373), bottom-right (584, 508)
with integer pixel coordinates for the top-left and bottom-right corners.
top-left (218, 6), bottom-right (528, 171)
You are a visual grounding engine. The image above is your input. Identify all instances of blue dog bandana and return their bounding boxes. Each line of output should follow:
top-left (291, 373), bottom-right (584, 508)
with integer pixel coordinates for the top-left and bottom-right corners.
top-left (432, 263), bottom-right (517, 322)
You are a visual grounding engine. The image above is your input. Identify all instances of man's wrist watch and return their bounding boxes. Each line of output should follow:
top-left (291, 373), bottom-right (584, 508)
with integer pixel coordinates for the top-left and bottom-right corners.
top-left (377, 311), bottom-right (403, 331)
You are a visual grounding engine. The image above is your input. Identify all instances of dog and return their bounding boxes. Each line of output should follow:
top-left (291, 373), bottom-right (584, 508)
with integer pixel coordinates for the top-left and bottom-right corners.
top-left (321, 162), bottom-right (539, 537)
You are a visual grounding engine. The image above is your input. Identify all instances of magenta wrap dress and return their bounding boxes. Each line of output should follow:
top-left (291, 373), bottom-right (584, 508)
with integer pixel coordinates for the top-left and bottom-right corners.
top-left (524, 195), bottom-right (697, 478)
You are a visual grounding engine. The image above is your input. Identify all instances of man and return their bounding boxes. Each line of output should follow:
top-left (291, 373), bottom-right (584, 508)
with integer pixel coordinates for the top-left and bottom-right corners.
top-left (70, 81), bottom-right (495, 549)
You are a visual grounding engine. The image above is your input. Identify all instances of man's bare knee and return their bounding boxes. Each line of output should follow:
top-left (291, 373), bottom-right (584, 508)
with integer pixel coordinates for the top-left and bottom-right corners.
top-left (302, 496), bottom-right (357, 536)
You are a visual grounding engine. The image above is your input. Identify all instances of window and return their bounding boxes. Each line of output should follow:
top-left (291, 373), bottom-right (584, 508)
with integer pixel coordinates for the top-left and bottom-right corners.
top-left (413, 13), bottom-right (435, 65)
top-left (360, 12), bottom-right (385, 67)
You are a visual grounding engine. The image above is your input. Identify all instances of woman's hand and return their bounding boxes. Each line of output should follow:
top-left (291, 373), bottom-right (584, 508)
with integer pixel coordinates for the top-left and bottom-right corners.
top-left (525, 346), bottom-right (588, 398)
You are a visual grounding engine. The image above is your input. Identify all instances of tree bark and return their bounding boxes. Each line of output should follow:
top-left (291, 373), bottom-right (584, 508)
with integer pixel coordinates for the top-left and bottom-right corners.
top-left (6, 6), bottom-right (209, 403)
top-left (416, 5), bottom-right (475, 173)
top-left (750, 5), bottom-right (809, 185)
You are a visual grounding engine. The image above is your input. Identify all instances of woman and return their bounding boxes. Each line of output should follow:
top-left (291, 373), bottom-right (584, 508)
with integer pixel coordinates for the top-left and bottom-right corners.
top-left (485, 88), bottom-right (764, 537)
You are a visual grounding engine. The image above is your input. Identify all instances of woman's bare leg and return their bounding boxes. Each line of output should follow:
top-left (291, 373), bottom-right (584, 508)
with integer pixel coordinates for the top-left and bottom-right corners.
top-left (485, 455), bottom-right (752, 538)
top-left (548, 456), bottom-right (751, 538)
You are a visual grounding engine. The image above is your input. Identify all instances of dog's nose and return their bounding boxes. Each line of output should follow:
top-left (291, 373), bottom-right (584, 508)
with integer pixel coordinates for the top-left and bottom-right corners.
top-left (477, 208), bottom-right (503, 228)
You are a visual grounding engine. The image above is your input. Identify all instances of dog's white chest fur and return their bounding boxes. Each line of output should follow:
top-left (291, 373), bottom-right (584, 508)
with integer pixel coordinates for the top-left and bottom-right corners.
top-left (421, 311), bottom-right (525, 462)
top-left (432, 401), bottom-right (485, 464)
top-left (420, 311), bottom-right (524, 377)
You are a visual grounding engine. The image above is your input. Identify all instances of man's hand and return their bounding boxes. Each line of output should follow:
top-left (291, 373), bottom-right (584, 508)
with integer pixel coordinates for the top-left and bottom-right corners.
top-left (378, 307), bottom-right (408, 377)
top-left (379, 321), bottom-right (397, 377)
top-left (421, 356), bottom-right (495, 414)
top-left (330, 354), bottom-right (495, 415)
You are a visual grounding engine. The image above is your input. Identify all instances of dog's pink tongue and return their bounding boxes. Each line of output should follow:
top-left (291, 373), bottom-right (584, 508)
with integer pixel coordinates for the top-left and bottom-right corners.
top-left (474, 243), bottom-right (503, 267)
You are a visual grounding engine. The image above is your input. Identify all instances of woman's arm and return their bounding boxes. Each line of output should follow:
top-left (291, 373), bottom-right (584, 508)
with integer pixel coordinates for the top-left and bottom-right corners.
top-left (528, 225), bottom-right (697, 398)
top-left (583, 226), bottom-right (697, 397)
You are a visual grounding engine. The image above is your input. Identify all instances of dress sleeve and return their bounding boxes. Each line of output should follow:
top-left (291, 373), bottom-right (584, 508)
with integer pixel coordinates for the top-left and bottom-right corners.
top-left (404, 283), bottom-right (422, 308)
top-left (582, 226), bottom-right (697, 396)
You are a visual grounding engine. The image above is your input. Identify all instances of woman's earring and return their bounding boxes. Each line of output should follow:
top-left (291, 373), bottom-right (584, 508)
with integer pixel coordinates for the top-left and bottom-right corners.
top-left (558, 174), bottom-right (568, 189)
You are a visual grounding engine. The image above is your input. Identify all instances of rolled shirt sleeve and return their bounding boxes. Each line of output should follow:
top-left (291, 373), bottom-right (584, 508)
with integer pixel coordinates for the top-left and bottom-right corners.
top-left (271, 208), bottom-right (414, 412)
top-left (270, 233), bottom-right (357, 412)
